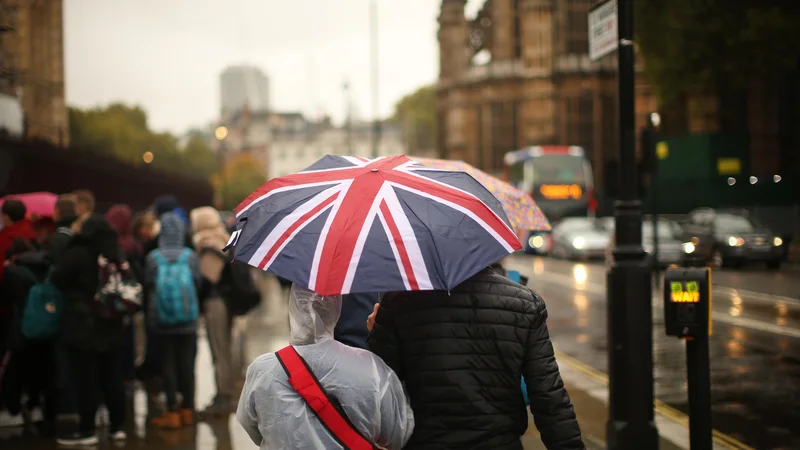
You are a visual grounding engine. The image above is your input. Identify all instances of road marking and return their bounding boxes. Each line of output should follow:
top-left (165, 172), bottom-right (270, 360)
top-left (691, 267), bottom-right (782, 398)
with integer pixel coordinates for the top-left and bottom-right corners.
top-left (711, 285), bottom-right (800, 305)
top-left (554, 350), bottom-right (755, 450)
top-left (526, 270), bottom-right (800, 338)
top-left (713, 311), bottom-right (800, 338)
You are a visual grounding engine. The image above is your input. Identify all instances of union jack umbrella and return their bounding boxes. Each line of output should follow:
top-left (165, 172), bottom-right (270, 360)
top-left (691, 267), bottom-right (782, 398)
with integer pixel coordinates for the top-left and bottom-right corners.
top-left (226, 155), bottom-right (522, 296)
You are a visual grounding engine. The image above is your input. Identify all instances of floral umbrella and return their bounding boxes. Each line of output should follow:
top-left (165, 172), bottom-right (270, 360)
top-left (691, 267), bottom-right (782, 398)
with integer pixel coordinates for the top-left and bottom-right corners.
top-left (412, 157), bottom-right (550, 233)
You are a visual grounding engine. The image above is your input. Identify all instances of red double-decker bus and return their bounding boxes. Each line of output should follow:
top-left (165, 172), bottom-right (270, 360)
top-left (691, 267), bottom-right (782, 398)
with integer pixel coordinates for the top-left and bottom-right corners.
top-left (504, 145), bottom-right (597, 253)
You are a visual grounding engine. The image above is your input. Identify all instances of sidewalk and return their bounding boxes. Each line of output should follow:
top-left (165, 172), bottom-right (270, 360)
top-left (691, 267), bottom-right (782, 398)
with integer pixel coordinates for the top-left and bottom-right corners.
top-left (230, 274), bottom-right (730, 450)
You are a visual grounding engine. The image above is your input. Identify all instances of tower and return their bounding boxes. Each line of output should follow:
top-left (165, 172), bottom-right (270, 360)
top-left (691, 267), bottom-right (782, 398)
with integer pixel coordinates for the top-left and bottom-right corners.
top-left (437, 0), bottom-right (470, 81)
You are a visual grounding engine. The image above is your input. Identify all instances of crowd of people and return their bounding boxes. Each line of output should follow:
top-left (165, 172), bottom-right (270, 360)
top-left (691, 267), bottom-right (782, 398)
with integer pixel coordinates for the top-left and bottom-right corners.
top-left (0, 190), bottom-right (254, 446)
top-left (2, 189), bottom-right (587, 449)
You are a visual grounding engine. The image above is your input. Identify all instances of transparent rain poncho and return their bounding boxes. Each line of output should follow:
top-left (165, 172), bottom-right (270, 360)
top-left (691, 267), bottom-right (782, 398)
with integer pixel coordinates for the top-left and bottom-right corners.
top-left (236, 284), bottom-right (414, 449)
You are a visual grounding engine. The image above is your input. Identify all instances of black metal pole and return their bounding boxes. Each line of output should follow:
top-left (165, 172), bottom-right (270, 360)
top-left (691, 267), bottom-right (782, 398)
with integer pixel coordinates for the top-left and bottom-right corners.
top-left (606, 0), bottom-right (660, 448)
top-left (686, 336), bottom-right (712, 450)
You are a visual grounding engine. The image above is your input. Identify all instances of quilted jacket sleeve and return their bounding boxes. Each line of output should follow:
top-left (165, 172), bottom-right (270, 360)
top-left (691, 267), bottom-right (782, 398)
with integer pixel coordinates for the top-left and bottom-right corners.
top-left (523, 294), bottom-right (585, 449)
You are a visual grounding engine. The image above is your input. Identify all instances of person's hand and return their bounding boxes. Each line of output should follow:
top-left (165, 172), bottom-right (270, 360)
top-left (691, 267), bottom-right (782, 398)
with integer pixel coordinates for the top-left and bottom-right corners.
top-left (366, 303), bottom-right (380, 332)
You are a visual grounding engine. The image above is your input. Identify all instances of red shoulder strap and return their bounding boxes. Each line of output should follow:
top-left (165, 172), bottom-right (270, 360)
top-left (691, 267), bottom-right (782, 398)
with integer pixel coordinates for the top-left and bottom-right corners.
top-left (275, 345), bottom-right (376, 450)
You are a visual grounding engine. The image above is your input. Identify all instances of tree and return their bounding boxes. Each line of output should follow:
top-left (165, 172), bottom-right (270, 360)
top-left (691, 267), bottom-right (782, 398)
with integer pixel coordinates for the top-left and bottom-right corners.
top-left (636, 0), bottom-right (800, 102)
top-left (68, 103), bottom-right (217, 180)
top-left (183, 136), bottom-right (218, 179)
top-left (391, 85), bottom-right (437, 155)
top-left (213, 152), bottom-right (267, 210)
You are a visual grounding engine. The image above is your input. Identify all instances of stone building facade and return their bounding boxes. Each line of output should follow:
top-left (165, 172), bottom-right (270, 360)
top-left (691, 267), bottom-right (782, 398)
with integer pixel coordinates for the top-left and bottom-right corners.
top-left (436, 0), bottom-right (797, 189)
top-left (436, 0), bottom-right (623, 188)
top-left (0, 0), bottom-right (68, 146)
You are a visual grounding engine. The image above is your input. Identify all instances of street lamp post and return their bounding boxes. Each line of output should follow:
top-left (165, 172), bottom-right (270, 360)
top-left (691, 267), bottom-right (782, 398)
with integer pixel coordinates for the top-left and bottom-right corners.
top-left (215, 126), bottom-right (228, 210)
top-left (344, 81), bottom-right (353, 155)
top-left (606, 0), bottom-right (660, 448)
top-left (370, 0), bottom-right (380, 159)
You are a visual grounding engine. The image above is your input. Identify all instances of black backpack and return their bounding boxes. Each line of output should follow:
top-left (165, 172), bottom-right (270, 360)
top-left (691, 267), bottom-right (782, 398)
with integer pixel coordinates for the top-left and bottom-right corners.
top-left (219, 259), bottom-right (261, 316)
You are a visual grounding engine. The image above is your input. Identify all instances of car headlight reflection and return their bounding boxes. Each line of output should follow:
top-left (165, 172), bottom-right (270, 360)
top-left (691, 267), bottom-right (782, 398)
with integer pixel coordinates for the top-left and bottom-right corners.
top-left (773, 237), bottom-right (783, 247)
top-left (682, 242), bottom-right (696, 254)
top-left (530, 235), bottom-right (545, 248)
top-left (572, 237), bottom-right (586, 250)
top-left (727, 236), bottom-right (744, 247)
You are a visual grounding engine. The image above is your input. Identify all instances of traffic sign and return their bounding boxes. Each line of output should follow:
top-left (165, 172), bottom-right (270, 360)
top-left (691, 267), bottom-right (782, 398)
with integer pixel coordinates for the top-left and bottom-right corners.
top-left (588, 0), bottom-right (618, 61)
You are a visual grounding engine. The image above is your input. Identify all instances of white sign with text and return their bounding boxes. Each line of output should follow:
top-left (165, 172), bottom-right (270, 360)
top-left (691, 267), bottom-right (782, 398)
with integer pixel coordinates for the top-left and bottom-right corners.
top-left (588, 0), bottom-right (618, 61)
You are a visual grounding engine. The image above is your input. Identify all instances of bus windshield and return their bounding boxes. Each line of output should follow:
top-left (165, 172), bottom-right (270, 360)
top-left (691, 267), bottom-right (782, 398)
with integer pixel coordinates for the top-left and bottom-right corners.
top-left (508, 161), bottom-right (525, 190)
top-left (531, 155), bottom-right (586, 184)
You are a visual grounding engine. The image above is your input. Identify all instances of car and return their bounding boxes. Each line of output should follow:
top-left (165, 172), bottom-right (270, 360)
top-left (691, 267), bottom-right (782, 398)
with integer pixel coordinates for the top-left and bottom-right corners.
top-left (522, 230), bottom-right (553, 255)
top-left (680, 208), bottom-right (784, 270)
top-left (550, 217), bottom-right (611, 260)
top-left (605, 218), bottom-right (692, 267)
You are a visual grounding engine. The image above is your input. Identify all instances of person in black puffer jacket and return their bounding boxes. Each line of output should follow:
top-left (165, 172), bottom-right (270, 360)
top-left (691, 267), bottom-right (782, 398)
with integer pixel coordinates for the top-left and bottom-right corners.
top-left (50, 215), bottom-right (128, 444)
top-left (368, 267), bottom-right (584, 450)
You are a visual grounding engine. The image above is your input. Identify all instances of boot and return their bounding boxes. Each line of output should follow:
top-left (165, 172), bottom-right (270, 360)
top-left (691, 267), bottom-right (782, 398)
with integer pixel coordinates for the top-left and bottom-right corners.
top-left (179, 409), bottom-right (194, 426)
top-left (150, 411), bottom-right (181, 429)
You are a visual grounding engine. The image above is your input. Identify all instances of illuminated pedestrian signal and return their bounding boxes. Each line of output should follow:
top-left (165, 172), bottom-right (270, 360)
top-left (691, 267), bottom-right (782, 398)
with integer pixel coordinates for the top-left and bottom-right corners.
top-left (670, 281), bottom-right (700, 303)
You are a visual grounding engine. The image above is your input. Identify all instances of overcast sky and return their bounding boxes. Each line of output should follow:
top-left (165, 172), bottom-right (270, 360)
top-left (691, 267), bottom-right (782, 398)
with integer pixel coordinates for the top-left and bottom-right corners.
top-left (64, 0), bottom-right (484, 134)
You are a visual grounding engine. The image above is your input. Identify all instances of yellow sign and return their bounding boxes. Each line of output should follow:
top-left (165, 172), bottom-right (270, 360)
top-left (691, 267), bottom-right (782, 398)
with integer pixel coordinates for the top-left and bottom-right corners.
top-left (717, 158), bottom-right (741, 175)
top-left (539, 184), bottom-right (583, 200)
top-left (656, 142), bottom-right (669, 160)
top-left (670, 280), bottom-right (700, 303)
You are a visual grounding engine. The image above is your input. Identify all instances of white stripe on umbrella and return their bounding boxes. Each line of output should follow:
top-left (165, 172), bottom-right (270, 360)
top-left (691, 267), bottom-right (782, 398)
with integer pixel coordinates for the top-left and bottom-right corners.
top-left (237, 180), bottom-right (343, 217)
top-left (380, 185), bottom-right (433, 290)
top-left (248, 184), bottom-right (343, 270)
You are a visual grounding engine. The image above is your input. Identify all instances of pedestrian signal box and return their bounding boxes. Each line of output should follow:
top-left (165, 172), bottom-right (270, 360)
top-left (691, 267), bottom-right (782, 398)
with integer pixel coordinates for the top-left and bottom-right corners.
top-left (663, 266), bottom-right (711, 338)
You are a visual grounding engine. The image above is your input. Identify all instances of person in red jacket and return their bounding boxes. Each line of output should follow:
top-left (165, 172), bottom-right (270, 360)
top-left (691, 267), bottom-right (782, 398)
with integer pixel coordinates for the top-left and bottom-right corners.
top-left (0, 199), bottom-right (38, 282)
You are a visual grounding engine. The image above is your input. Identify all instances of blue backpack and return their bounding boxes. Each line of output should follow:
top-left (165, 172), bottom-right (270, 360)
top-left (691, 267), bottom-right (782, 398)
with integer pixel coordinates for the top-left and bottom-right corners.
top-left (20, 268), bottom-right (62, 340)
top-left (152, 249), bottom-right (199, 326)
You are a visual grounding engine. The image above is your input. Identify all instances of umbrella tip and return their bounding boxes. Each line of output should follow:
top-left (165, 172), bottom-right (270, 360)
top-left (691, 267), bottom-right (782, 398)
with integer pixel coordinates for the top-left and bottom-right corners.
top-left (371, 168), bottom-right (378, 172)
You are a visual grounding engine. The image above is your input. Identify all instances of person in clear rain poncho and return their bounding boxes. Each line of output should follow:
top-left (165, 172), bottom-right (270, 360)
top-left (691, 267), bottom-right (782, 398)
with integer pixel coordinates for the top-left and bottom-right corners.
top-left (236, 284), bottom-right (414, 449)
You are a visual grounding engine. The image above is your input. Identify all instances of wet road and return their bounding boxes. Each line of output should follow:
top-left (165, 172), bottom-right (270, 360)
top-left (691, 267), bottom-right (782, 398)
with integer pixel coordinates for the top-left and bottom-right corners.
top-left (504, 255), bottom-right (800, 450)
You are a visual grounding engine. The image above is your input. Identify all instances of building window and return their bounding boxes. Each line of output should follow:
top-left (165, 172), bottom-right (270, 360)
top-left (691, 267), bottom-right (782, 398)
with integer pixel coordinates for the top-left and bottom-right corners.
top-left (513, 0), bottom-right (522, 59)
top-left (490, 102), bottom-right (517, 172)
top-left (577, 93), bottom-right (594, 160)
top-left (601, 94), bottom-right (618, 160)
top-left (566, 0), bottom-right (592, 54)
top-left (564, 93), bottom-right (594, 160)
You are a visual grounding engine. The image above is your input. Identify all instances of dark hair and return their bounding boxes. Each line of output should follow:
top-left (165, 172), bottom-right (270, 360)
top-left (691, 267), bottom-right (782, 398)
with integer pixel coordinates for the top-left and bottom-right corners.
top-left (1, 199), bottom-right (26, 222)
top-left (55, 194), bottom-right (77, 218)
top-left (72, 189), bottom-right (95, 213)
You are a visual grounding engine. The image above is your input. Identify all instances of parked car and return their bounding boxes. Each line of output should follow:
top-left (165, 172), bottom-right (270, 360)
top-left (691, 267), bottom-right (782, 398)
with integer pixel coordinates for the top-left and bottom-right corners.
top-left (550, 217), bottom-right (611, 260)
top-left (680, 208), bottom-right (784, 270)
top-left (605, 218), bottom-right (692, 267)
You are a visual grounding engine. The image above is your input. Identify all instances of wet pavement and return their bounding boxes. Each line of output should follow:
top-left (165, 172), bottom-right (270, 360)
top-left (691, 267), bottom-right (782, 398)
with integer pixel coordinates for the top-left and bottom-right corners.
top-left (504, 255), bottom-right (800, 450)
top-left (5, 262), bottom-right (794, 449)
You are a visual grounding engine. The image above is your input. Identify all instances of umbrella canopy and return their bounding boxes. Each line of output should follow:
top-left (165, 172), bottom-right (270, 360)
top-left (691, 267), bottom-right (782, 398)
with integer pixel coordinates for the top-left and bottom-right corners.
top-left (413, 157), bottom-right (550, 233)
top-left (0, 192), bottom-right (58, 217)
top-left (228, 155), bottom-right (522, 296)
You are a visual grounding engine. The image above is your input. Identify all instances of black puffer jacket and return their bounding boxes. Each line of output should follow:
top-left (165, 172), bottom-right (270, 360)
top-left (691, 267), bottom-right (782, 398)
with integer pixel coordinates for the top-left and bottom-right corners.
top-left (368, 268), bottom-right (584, 450)
top-left (50, 215), bottom-right (126, 352)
